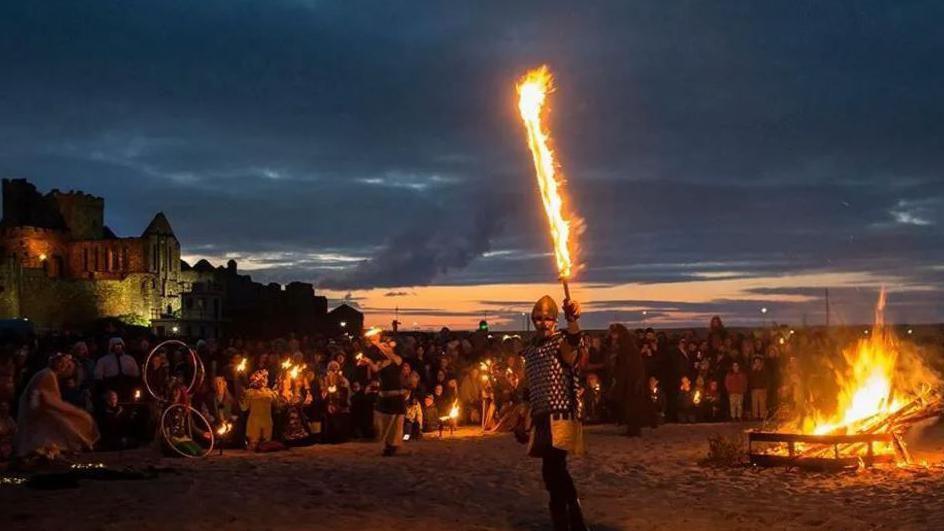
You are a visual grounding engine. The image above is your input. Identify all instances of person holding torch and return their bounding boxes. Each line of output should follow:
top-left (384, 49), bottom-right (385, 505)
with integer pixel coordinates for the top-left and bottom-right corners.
top-left (358, 328), bottom-right (406, 456)
top-left (516, 65), bottom-right (588, 530)
top-left (516, 296), bottom-right (587, 531)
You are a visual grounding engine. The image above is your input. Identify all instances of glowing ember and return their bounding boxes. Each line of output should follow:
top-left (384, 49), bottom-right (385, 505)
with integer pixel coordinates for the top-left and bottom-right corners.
top-left (516, 65), bottom-right (580, 280)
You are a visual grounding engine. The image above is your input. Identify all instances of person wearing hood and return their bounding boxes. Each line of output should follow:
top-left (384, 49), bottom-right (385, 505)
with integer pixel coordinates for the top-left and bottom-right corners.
top-left (94, 337), bottom-right (141, 402)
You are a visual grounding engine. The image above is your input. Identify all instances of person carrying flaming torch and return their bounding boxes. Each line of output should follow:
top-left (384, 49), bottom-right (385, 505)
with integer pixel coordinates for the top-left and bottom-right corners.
top-left (515, 65), bottom-right (588, 531)
top-left (358, 328), bottom-right (407, 456)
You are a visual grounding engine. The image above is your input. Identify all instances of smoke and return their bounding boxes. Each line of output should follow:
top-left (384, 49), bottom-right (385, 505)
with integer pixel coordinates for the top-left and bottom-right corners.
top-left (319, 197), bottom-right (506, 290)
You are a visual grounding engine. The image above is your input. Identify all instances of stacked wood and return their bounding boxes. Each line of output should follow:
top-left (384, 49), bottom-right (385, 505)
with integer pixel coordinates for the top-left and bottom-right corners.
top-left (795, 393), bottom-right (942, 462)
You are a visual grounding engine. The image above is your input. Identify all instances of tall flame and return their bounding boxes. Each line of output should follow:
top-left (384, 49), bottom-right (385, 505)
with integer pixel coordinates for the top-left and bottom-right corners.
top-left (801, 289), bottom-right (937, 439)
top-left (517, 66), bottom-right (579, 279)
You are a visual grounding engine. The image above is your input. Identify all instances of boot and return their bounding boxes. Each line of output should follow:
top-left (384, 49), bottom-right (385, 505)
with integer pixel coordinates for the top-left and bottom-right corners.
top-left (549, 500), bottom-right (569, 531)
top-left (568, 498), bottom-right (588, 531)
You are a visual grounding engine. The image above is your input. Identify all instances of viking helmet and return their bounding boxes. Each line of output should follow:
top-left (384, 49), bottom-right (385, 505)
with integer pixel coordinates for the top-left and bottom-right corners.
top-left (531, 295), bottom-right (559, 321)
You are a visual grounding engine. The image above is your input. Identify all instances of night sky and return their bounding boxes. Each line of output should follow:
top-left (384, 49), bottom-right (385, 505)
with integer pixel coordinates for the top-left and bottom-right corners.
top-left (2, 1), bottom-right (942, 329)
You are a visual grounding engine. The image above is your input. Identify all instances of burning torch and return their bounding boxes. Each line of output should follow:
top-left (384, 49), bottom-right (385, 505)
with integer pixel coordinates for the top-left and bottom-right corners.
top-left (517, 66), bottom-right (582, 300)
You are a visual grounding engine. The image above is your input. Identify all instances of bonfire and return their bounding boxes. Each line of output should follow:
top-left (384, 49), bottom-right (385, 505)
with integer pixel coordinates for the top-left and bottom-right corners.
top-left (749, 291), bottom-right (942, 469)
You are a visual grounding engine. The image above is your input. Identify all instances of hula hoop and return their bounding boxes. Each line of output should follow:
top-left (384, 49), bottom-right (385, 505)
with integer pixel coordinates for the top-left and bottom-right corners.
top-left (160, 403), bottom-right (215, 458)
top-left (143, 339), bottom-right (203, 400)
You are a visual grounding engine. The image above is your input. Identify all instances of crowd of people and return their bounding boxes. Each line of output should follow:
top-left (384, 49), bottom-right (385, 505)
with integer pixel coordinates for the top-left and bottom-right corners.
top-left (0, 317), bottom-right (940, 461)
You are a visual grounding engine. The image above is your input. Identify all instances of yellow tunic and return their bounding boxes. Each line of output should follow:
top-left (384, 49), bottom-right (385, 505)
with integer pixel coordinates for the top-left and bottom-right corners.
top-left (240, 387), bottom-right (278, 445)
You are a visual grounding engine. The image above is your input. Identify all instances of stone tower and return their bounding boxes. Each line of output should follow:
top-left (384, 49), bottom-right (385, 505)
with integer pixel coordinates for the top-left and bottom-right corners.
top-left (142, 212), bottom-right (182, 317)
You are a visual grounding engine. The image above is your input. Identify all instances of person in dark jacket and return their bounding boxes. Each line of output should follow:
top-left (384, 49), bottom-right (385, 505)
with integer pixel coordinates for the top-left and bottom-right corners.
top-left (607, 324), bottom-right (647, 437)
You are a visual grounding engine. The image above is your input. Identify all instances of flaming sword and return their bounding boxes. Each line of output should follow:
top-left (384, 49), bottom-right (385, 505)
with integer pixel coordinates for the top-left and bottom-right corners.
top-left (516, 66), bottom-right (581, 299)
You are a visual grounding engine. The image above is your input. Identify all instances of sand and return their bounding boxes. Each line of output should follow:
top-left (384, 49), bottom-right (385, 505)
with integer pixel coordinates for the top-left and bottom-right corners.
top-left (4, 422), bottom-right (944, 530)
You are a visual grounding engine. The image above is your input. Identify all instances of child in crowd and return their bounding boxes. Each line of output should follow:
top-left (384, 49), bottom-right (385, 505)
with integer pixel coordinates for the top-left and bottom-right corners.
top-left (725, 362), bottom-right (748, 421)
top-left (647, 376), bottom-right (665, 427)
top-left (403, 390), bottom-right (423, 440)
top-left (702, 380), bottom-right (722, 422)
top-left (676, 376), bottom-right (697, 423)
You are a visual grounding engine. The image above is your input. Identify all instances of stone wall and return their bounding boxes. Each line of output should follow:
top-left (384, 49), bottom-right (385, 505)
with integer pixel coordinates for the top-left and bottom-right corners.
top-left (13, 269), bottom-right (159, 329)
top-left (0, 226), bottom-right (69, 276)
top-left (67, 238), bottom-right (148, 279)
top-left (50, 189), bottom-right (105, 240)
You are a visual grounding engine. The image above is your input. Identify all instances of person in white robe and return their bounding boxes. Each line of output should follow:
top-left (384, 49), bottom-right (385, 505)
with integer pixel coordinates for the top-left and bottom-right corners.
top-left (13, 353), bottom-right (99, 458)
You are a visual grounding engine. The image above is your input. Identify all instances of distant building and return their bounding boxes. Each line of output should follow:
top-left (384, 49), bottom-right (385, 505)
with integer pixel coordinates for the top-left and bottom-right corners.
top-left (0, 178), bottom-right (359, 337)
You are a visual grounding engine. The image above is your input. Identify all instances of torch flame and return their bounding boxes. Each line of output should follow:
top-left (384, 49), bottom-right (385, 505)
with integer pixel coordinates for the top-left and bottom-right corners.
top-left (449, 402), bottom-right (459, 420)
top-left (236, 358), bottom-right (247, 373)
top-left (364, 327), bottom-right (383, 339)
top-left (517, 65), bottom-right (579, 280)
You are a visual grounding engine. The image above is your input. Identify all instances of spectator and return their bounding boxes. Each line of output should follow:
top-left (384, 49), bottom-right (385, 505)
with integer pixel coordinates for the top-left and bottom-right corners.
top-left (724, 362), bottom-right (748, 421)
top-left (94, 337), bottom-right (141, 402)
top-left (202, 376), bottom-right (238, 435)
top-left (749, 357), bottom-right (769, 420)
top-left (702, 380), bottom-right (722, 422)
top-left (676, 376), bottom-right (696, 423)
top-left (646, 376), bottom-right (665, 427)
top-left (608, 323), bottom-right (647, 437)
top-left (96, 389), bottom-right (137, 450)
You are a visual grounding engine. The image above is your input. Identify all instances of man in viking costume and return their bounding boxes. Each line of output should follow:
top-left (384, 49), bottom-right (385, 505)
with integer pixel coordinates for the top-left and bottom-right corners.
top-left (516, 295), bottom-right (587, 531)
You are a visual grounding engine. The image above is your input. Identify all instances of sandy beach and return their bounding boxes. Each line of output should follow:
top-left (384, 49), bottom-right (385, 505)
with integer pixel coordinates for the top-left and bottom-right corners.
top-left (4, 422), bottom-right (944, 530)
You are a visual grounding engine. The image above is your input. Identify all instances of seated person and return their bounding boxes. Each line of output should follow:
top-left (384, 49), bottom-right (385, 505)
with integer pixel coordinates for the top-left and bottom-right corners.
top-left (14, 353), bottom-right (99, 459)
top-left (97, 390), bottom-right (138, 450)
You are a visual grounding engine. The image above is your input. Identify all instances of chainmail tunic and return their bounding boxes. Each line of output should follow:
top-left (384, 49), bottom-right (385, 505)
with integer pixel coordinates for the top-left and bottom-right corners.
top-left (523, 332), bottom-right (581, 418)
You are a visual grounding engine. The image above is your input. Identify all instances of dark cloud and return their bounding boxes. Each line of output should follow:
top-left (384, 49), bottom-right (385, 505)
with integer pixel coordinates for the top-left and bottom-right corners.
top-left (319, 195), bottom-right (507, 290)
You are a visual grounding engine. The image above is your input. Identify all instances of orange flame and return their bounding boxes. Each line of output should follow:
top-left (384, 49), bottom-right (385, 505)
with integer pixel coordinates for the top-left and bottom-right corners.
top-left (797, 290), bottom-right (939, 452)
top-left (517, 66), bottom-right (579, 280)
